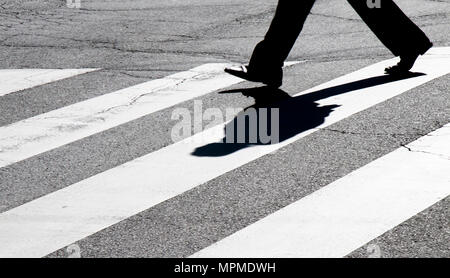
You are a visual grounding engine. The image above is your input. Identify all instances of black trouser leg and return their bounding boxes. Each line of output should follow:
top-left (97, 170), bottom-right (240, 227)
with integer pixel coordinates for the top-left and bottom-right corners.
top-left (248, 0), bottom-right (316, 72)
top-left (347, 0), bottom-right (432, 57)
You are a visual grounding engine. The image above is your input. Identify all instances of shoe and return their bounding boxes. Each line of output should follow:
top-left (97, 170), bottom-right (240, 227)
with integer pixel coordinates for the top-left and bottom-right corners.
top-left (385, 53), bottom-right (420, 75)
top-left (385, 42), bottom-right (433, 75)
top-left (224, 65), bottom-right (282, 88)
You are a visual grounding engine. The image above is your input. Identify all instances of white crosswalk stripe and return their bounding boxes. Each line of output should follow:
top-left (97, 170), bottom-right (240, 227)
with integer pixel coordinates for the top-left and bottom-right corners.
top-left (0, 68), bottom-right (99, 97)
top-left (0, 48), bottom-right (449, 258)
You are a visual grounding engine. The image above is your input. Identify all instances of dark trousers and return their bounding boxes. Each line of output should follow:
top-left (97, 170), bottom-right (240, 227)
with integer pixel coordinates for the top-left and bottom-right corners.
top-left (249, 0), bottom-right (432, 71)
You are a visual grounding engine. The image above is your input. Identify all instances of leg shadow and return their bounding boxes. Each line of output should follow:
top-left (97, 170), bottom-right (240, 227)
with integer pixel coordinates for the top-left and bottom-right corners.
top-left (192, 72), bottom-right (425, 157)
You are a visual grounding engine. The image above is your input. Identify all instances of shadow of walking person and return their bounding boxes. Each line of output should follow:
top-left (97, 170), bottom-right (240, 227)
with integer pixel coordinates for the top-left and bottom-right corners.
top-left (192, 72), bottom-right (424, 157)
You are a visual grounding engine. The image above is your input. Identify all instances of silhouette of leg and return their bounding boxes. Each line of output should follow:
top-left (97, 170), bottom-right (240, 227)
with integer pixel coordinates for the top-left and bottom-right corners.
top-left (347, 0), bottom-right (432, 74)
top-left (248, 0), bottom-right (316, 72)
top-left (225, 0), bottom-right (316, 87)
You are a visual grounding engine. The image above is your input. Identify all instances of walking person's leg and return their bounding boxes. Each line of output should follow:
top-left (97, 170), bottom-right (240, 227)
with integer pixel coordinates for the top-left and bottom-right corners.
top-left (225, 0), bottom-right (316, 87)
top-left (347, 0), bottom-right (433, 74)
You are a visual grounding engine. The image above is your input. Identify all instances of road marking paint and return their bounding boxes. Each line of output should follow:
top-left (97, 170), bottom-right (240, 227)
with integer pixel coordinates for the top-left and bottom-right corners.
top-left (0, 62), bottom-right (301, 168)
top-left (0, 48), bottom-right (448, 257)
top-left (191, 123), bottom-right (450, 258)
top-left (0, 69), bottom-right (99, 97)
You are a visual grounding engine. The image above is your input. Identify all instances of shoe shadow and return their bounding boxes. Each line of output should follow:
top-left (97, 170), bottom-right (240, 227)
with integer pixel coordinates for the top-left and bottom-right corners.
top-left (191, 72), bottom-right (425, 157)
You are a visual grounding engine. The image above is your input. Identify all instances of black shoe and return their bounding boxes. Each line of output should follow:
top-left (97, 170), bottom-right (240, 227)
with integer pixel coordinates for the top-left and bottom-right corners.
top-left (224, 65), bottom-right (282, 88)
top-left (385, 53), bottom-right (420, 75)
top-left (385, 43), bottom-right (433, 75)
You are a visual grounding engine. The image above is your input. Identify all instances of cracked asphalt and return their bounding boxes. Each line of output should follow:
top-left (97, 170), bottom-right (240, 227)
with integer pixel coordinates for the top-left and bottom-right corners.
top-left (0, 0), bottom-right (449, 257)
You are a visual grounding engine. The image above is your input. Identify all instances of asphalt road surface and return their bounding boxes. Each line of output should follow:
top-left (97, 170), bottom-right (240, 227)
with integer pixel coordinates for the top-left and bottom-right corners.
top-left (0, 0), bottom-right (449, 258)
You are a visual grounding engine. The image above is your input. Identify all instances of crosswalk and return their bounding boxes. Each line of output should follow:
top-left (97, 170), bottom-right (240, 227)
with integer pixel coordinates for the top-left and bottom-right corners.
top-left (0, 62), bottom-right (302, 168)
top-left (0, 47), bottom-right (449, 258)
top-left (192, 123), bottom-right (450, 257)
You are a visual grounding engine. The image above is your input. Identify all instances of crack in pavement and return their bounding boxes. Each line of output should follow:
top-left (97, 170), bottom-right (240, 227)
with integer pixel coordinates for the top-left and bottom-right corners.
top-left (401, 144), bottom-right (450, 161)
top-left (0, 41), bottom-right (242, 60)
top-left (320, 127), bottom-right (438, 139)
top-left (96, 72), bottom-right (207, 115)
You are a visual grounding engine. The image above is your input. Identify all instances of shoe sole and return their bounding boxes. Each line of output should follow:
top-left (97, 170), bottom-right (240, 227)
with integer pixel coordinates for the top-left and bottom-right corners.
top-left (224, 68), bottom-right (282, 88)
